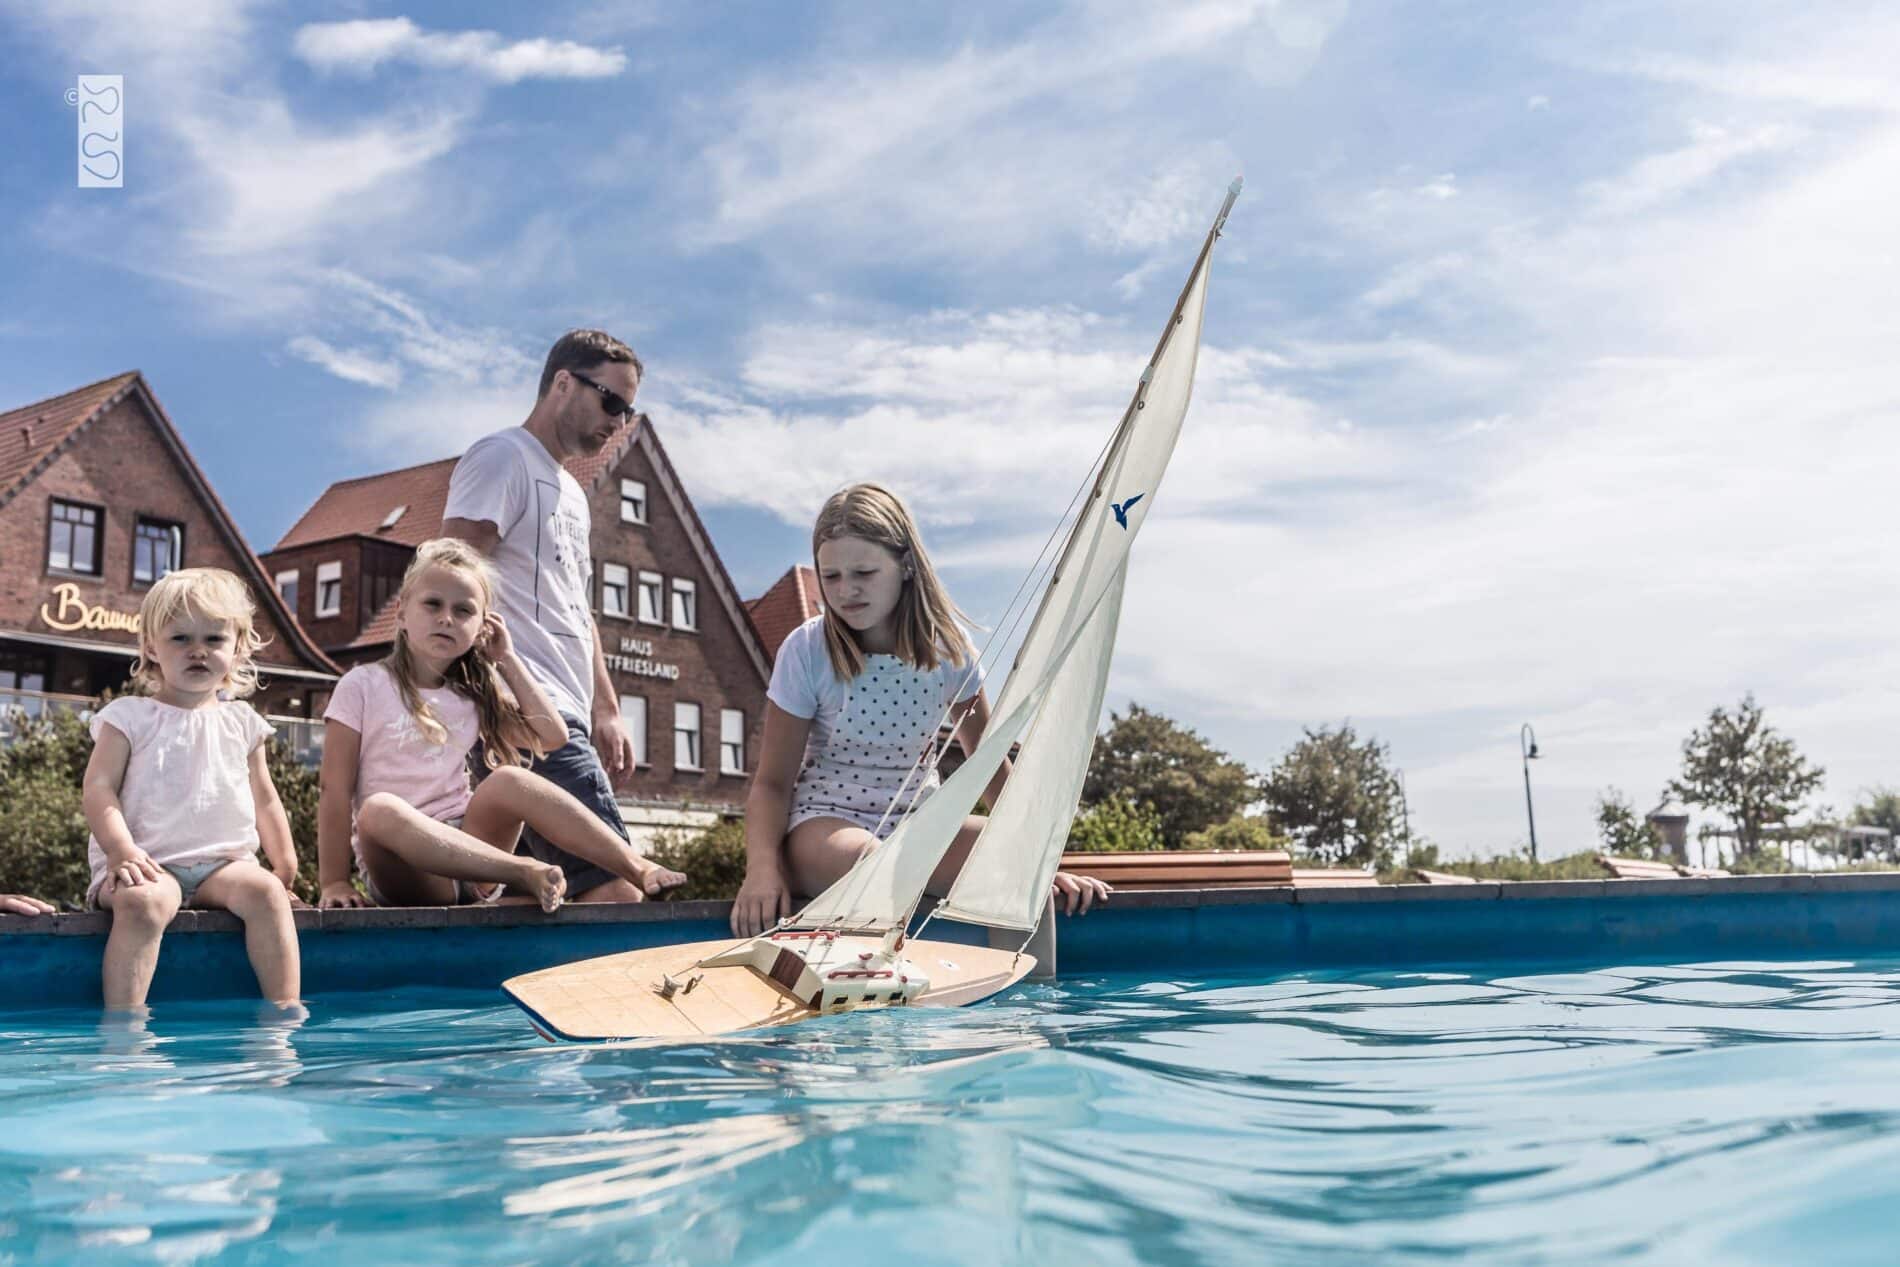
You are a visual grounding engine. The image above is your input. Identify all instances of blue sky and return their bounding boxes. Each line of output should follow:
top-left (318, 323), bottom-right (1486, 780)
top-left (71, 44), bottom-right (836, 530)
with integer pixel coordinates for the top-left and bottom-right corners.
top-left (3, 1), bottom-right (1897, 858)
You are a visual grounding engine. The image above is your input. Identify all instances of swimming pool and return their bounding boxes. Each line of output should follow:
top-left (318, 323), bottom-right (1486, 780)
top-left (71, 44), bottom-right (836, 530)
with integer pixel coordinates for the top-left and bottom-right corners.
top-left (4, 957), bottom-right (1896, 1265)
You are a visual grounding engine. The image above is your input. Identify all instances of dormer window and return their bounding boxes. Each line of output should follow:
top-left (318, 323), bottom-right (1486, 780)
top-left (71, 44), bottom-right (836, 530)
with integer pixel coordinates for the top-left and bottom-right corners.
top-left (379, 504), bottom-right (408, 531)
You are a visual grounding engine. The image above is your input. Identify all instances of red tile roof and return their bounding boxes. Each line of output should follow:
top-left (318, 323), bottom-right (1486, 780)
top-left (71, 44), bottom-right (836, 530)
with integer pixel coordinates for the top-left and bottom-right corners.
top-left (347, 593), bottom-right (403, 651)
top-left (273, 419), bottom-right (644, 550)
top-left (0, 371), bottom-right (141, 497)
top-left (746, 565), bottom-right (821, 660)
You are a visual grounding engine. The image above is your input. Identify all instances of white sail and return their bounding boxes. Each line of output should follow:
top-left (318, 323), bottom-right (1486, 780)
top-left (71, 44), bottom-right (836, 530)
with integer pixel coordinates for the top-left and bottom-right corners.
top-left (788, 181), bottom-right (1234, 935)
top-left (933, 564), bottom-right (1127, 929)
top-left (933, 250), bottom-right (1211, 931)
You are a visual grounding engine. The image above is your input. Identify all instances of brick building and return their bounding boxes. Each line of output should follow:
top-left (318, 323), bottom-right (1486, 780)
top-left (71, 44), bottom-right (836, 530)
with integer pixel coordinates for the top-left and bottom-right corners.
top-left (0, 372), bottom-right (339, 715)
top-left (262, 414), bottom-right (775, 811)
top-left (746, 564), bottom-right (821, 661)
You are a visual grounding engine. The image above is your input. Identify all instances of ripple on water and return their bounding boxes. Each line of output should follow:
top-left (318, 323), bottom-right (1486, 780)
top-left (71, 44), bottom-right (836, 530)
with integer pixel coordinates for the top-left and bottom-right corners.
top-left (2, 962), bottom-right (1900, 1265)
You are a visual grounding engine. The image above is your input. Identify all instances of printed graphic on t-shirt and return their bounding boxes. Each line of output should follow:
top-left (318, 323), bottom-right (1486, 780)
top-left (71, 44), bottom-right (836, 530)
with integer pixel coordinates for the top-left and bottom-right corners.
top-left (533, 475), bottom-right (592, 641)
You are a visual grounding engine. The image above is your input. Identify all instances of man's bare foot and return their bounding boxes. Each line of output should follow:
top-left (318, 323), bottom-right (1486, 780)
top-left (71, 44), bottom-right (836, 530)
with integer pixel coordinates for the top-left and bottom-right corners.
top-left (530, 863), bottom-right (567, 913)
top-left (639, 865), bottom-right (688, 898)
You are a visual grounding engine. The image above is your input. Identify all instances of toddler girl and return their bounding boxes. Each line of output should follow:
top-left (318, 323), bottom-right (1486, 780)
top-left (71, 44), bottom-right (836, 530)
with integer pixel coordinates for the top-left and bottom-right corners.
top-left (82, 568), bottom-right (301, 1007)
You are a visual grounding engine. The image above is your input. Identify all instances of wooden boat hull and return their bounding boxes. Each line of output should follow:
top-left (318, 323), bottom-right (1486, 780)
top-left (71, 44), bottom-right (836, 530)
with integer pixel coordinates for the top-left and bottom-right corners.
top-left (503, 936), bottom-right (1037, 1042)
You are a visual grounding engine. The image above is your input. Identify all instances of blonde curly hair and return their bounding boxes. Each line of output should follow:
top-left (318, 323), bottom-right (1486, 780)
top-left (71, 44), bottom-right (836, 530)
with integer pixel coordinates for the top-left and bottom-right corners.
top-left (131, 568), bottom-right (269, 698)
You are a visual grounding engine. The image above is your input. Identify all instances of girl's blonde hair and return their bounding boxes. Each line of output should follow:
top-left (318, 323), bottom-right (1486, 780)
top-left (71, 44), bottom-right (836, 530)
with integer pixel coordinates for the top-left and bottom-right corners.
top-left (132, 568), bottom-right (268, 698)
top-left (382, 538), bottom-right (547, 770)
top-left (812, 483), bottom-right (975, 681)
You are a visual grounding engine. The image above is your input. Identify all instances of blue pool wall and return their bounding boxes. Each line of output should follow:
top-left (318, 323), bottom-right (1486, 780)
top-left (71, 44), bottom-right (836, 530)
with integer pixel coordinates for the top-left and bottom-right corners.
top-left (5, 874), bottom-right (1900, 1009)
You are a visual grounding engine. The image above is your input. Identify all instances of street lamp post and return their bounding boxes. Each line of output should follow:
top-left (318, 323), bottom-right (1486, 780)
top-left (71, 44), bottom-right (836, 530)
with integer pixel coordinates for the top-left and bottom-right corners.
top-left (1520, 723), bottom-right (1541, 863)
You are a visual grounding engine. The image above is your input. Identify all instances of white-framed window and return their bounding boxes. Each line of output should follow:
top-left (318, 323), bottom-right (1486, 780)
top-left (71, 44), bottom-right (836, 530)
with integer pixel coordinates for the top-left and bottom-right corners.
top-left (47, 499), bottom-right (102, 575)
top-left (132, 517), bottom-right (183, 585)
top-left (637, 571), bottom-right (664, 625)
top-left (601, 562), bottom-right (630, 618)
top-left (671, 578), bottom-right (698, 631)
top-left (275, 569), bottom-right (299, 614)
top-left (720, 708), bottom-right (745, 775)
top-left (619, 693), bottom-right (648, 767)
top-left (674, 701), bottom-right (701, 771)
top-left (620, 478), bottom-right (647, 524)
top-left (315, 561), bottom-right (343, 618)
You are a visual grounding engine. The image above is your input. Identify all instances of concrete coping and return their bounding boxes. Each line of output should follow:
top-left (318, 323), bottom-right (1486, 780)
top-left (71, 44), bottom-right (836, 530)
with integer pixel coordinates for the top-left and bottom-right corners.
top-left (5, 871), bottom-right (1899, 937)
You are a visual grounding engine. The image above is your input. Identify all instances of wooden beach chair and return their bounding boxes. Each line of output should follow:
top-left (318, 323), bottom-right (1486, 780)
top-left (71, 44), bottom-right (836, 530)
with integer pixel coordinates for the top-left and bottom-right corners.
top-left (1597, 854), bottom-right (1731, 880)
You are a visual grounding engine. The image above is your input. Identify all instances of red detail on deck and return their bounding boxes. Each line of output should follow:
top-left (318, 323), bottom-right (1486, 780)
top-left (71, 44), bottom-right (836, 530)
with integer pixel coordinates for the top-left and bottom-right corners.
top-left (827, 969), bottom-right (894, 980)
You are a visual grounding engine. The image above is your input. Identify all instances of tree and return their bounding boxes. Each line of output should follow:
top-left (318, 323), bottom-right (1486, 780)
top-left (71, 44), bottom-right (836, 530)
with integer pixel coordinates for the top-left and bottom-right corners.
top-left (1668, 694), bottom-right (1825, 859)
top-left (1851, 787), bottom-right (1900, 834)
top-left (1067, 796), bottom-right (1166, 853)
top-left (1081, 705), bottom-right (1255, 846)
top-left (1257, 723), bottom-right (1402, 868)
top-left (1594, 786), bottom-right (1663, 859)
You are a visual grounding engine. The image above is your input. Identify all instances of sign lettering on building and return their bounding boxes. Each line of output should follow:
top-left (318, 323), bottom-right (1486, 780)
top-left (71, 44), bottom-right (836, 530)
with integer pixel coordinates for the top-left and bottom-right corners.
top-left (40, 583), bottom-right (141, 634)
top-left (609, 635), bottom-right (679, 681)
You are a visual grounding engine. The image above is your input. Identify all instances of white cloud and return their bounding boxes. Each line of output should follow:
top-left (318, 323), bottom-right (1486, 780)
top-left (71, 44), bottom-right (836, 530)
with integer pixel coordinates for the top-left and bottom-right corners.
top-left (1585, 122), bottom-right (1802, 216)
top-left (293, 18), bottom-right (626, 82)
top-left (689, 1), bottom-right (1321, 251)
top-left (285, 335), bottom-right (402, 390)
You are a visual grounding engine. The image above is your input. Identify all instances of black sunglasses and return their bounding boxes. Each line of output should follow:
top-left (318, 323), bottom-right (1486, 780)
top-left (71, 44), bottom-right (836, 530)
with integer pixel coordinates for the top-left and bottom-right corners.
top-left (569, 371), bottom-right (636, 421)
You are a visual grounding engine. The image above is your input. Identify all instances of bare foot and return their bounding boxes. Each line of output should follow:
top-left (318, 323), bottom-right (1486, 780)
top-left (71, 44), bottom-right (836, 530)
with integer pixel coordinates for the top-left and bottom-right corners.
top-left (531, 863), bottom-right (567, 913)
top-left (640, 865), bottom-right (688, 898)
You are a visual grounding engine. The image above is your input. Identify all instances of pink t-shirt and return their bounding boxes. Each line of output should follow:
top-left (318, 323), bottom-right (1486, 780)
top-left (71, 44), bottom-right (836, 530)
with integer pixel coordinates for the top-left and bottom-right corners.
top-left (324, 664), bottom-right (479, 866)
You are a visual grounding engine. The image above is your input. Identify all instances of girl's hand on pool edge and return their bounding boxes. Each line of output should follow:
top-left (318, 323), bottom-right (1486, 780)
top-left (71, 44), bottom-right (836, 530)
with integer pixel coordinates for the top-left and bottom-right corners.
top-left (730, 873), bottom-right (791, 938)
top-left (1053, 873), bottom-right (1110, 916)
top-left (319, 881), bottom-right (368, 910)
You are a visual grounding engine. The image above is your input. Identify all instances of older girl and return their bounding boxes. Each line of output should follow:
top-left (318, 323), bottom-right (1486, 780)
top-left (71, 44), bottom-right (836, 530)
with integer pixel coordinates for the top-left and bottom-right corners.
top-left (317, 539), bottom-right (683, 911)
top-left (730, 483), bottom-right (1109, 937)
top-left (83, 569), bottom-right (301, 1007)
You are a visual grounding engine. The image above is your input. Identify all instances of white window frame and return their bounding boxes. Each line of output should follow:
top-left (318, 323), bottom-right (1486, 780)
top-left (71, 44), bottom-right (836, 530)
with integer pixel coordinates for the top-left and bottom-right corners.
top-left (619, 694), bottom-right (648, 768)
top-left (637, 571), bottom-right (664, 626)
top-left (275, 569), bottom-right (299, 612)
top-left (620, 478), bottom-right (647, 525)
top-left (674, 701), bottom-right (702, 772)
top-left (600, 562), bottom-right (631, 619)
top-left (720, 708), bottom-right (745, 775)
top-left (315, 561), bottom-right (343, 618)
top-left (671, 578), bottom-right (698, 631)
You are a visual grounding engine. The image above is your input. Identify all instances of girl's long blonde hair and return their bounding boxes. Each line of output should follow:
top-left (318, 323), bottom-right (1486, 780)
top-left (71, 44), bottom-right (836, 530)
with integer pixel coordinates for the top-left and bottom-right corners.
top-left (812, 483), bottom-right (975, 681)
top-left (382, 539), bottom-right (547, 770)
top-left (131, 568), bottom-right (268, 698)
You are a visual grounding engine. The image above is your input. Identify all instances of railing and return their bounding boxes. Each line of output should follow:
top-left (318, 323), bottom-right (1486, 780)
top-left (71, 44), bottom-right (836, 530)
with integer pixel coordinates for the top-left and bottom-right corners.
top-left (0, 687), bottom-right (326, 768)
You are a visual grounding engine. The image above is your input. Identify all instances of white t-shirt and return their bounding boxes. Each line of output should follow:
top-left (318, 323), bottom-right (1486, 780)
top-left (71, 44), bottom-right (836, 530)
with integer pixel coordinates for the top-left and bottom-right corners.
top-left (323, 664), bottom-right (478, 869)
top-left (444, 427), bottom-right (596, 723)
top-left (86, 697), bottom-right (275, 901)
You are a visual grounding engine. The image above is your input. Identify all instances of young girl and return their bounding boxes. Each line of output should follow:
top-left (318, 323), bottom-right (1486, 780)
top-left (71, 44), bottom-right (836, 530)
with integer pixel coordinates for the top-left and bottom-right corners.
top-left (730, 483), bottom-right (1111, 937)
top-left (82, 569), bottom-right (301, 1008)
top-left (317, 538), bottom-right (684, 912)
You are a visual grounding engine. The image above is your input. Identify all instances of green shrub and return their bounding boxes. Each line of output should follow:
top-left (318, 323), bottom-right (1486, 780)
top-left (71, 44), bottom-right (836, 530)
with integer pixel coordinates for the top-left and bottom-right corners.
top-left (1184, 814), bottom-right (1288, 852)
top-left (645, 816), bottom-right (749, 900)
top-left (0, 764), bottom-right (92, 907)
top-left (1066, 795), bottom-right (1166, 853)
top-left (1376, 850), bottom-right (1607, 885)
top-left (0, 707), bottom-right (327, 907)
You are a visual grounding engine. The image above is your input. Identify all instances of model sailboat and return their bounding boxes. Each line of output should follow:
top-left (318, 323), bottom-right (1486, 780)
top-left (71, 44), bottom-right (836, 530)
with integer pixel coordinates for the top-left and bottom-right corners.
top-left (505, 181), bottom-right (1241, 1040)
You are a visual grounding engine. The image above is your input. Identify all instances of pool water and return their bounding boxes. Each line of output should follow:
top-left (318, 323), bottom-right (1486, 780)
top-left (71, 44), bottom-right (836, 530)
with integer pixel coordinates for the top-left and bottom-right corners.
top-left (3, 959), bottom-right (1899, 1265)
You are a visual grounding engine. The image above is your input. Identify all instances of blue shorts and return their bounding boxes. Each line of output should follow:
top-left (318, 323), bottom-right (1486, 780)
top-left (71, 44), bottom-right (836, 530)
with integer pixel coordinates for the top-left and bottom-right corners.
top-left (517, 717), bottom-right (627, 898)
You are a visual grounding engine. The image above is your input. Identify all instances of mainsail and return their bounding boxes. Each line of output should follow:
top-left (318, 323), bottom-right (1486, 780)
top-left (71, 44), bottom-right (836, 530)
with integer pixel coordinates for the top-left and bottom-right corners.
top-left (787, 179), bottom-right (1239, 936)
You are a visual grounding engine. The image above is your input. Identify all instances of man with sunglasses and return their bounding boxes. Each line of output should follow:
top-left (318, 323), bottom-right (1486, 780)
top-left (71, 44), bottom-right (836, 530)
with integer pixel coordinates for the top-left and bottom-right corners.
top-left (441, 329), bottom-right (659, 903)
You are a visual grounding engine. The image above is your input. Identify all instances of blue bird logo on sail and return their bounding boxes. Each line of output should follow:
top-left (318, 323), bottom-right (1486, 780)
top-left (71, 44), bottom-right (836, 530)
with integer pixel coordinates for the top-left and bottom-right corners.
top-left (1111, 494), bottom-right (1145, 529)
